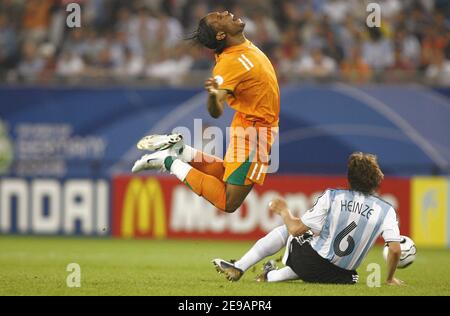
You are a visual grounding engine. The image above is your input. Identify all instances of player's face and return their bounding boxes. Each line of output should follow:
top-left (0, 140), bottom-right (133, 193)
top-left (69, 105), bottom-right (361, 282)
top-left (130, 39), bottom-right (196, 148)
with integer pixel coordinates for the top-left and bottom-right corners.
top-left (206, 11), bottom-right (245, 36)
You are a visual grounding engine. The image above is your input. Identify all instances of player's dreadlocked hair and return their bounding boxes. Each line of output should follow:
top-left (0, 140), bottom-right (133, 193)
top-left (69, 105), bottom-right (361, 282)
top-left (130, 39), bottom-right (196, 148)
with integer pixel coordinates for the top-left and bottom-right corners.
top-left (187, 17), bottom-right (227, 54)
top-left (347, 152), bottom-right (384, 195)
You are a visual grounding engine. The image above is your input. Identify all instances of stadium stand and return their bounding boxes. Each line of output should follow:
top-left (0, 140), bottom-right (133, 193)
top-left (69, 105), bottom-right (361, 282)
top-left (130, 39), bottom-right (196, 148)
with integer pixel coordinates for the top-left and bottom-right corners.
top-left (0, 0), bottom-right (449, 86)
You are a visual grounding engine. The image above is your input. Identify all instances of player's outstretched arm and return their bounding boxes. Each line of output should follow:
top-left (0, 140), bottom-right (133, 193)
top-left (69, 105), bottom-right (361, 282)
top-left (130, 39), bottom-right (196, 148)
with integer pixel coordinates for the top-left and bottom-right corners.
top-left (204, 77), bottom-right (227, 118)
top-left (386, 241), bottom-right (404, 286)
top-left (269, 198), bottom-right (309, 237)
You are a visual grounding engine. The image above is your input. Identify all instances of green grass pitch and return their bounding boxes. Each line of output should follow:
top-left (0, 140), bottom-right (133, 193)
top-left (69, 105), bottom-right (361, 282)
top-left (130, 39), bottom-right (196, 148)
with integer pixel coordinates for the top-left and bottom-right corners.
top-left (0, 236), bottom-right (449, 296)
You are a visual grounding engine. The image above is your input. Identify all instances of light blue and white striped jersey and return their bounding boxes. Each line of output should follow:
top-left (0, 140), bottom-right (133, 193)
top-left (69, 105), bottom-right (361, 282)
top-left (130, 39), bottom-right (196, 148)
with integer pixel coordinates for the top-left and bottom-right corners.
top-left (301, 189), bottom-right (401, 271)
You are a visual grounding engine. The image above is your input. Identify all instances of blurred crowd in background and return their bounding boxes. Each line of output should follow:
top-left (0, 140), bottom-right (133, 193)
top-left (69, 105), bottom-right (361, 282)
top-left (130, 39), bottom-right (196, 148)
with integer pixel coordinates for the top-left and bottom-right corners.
top-left (0, 0), bottom-right (449, 86)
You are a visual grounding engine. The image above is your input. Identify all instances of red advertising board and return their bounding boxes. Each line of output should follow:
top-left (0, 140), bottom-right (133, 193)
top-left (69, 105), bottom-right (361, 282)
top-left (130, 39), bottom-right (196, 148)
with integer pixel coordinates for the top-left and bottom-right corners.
top-left (112, 175), bottom-right (410, 240)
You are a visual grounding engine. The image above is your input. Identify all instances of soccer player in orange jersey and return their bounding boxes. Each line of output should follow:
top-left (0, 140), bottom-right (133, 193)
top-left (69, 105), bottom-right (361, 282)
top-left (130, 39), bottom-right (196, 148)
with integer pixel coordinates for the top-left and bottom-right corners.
top-left (132, 11), bottom-right (280, 213)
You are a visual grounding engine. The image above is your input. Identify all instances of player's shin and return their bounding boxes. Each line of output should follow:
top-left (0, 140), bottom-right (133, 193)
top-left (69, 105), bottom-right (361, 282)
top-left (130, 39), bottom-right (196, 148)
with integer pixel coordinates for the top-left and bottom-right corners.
top-left (178, 145), bottom-right (225, 180)
top-left (234, 225), bottom-right (289, 272)
top-left (164, 157), bottom-right (227, 211)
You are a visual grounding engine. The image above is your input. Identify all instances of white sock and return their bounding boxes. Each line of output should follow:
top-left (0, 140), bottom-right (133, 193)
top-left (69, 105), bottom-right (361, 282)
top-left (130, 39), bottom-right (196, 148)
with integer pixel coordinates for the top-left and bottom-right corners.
top-left (180, 145), bottom-right (197, 162)
top-left (267, 266), bottom-right (299, 282)
top-left (170, 159), bottom-right (192, 182)
top-left (234, 225), bottom-right (288, 272)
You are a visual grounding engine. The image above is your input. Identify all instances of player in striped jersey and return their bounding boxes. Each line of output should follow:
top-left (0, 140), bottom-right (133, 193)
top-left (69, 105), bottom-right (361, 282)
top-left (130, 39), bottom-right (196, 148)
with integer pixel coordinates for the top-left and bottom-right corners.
top-left (213, 152), bottom-right (404, 285)
top-left (132, 11), bottom-right (280, 213)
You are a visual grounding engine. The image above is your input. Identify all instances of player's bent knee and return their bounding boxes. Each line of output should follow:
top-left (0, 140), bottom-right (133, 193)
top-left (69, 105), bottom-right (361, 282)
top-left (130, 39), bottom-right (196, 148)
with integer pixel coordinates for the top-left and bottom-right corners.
top-left (224, 183), bottom-right (253, 213)
top-left (224, 203), bottom-right (240, 213)
top-left (224, 199), bottom-right (243, 213)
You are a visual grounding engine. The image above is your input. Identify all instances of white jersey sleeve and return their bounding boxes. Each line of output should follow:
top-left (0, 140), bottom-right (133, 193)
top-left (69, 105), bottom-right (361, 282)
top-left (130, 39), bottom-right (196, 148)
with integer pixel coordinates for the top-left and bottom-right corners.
top-left (301, 190), bottom-right (331, 234)
top-left (381, 207), bottom-right (402, 242)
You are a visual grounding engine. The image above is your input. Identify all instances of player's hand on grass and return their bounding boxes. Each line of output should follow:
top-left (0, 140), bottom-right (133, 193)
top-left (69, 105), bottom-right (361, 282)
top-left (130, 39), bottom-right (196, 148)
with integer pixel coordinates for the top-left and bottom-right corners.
top-left (386, 278), bottom-right (405, 286)
top-left (205, 77), bottom-right (219, 95)
top-left (269, 198), bottom-right (289, 215)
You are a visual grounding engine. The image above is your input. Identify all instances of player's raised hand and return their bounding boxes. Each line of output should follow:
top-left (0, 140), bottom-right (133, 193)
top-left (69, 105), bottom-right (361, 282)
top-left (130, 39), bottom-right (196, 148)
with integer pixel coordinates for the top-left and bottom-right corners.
top-left (269, 197), bottom-right (289, 215)
top-left (204, 77), bottom-right (219, 95)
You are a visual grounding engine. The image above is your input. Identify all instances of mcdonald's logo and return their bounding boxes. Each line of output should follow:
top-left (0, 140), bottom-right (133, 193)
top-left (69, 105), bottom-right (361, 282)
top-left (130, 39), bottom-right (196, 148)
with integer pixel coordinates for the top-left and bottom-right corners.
top-left (121, 178), bottom-right (167, 238)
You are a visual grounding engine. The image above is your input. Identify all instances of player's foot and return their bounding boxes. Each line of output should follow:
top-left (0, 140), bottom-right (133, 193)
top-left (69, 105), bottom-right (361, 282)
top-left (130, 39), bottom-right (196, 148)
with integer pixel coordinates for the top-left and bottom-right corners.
top-left (255, 260), bottom-right (277, 282)
top-left (131, 149), bottom-right (171, 173)
top-left (137, 133), bottom-right (184, 153)
top-left (212, 258), bottom-right (244, 282)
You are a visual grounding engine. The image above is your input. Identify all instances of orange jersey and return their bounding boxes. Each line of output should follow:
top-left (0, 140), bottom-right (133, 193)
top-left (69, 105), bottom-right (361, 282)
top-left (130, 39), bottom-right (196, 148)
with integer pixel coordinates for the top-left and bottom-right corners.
top-left (213, 40), bottom-right (280, 127)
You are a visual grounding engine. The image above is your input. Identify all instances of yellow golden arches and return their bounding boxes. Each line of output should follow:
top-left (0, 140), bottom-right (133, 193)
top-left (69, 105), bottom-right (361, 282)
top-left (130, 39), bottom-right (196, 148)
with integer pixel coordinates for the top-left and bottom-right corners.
top-left (121, 178), bottom-right (167, 239)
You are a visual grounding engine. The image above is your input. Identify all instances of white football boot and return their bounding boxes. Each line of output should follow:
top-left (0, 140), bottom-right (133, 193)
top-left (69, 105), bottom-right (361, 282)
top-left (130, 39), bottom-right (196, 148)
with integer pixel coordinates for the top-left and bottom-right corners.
top-left (132, 133), bottom-right (185, 173)
top-left (255, 260), bottom-right (277, 282)
top-left (131, 149), bottom-right (171, 173)
top-left (212, 258), bottom-right (244, 282)
top-left (137, 133), bottom-right (184, 154)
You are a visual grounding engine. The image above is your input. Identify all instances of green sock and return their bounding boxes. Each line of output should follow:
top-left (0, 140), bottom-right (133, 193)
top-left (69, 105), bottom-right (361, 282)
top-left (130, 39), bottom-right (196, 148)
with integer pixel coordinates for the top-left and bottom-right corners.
top-left (164, 156), bottom-right (176, 170)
